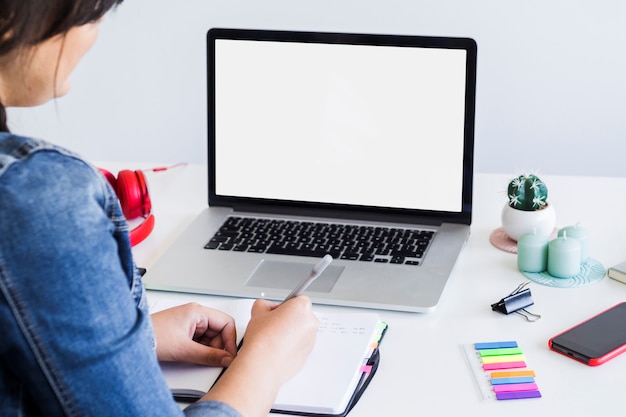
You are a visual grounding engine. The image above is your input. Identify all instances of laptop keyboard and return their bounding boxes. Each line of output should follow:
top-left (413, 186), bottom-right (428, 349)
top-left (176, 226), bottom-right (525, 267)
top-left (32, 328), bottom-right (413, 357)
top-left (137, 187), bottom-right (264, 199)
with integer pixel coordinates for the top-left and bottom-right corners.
top-left (204, 216), bottom-right (435, 265)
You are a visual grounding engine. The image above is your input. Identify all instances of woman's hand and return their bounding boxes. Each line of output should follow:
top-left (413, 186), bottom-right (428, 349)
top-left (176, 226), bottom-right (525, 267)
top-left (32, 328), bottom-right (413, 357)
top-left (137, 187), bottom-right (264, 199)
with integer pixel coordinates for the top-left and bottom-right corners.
top-left (240, 297), bottom-right (319, 383)
top-left (202, 296), bottom-right (319, 417)
top-left (151, 302), bottom-right (238, 367)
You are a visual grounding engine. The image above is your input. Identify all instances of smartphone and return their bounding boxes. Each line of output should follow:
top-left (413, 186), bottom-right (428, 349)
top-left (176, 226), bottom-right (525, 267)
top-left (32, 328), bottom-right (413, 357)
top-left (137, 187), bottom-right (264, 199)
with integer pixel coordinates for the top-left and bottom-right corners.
top-left (549, 302), bottom-right (626, 366)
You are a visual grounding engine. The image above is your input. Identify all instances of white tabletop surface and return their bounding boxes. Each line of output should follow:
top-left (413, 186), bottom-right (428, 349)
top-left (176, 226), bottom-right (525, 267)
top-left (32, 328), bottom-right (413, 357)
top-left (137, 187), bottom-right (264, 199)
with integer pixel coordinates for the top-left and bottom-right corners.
top-left (109, 161), bottom-right (626, 417)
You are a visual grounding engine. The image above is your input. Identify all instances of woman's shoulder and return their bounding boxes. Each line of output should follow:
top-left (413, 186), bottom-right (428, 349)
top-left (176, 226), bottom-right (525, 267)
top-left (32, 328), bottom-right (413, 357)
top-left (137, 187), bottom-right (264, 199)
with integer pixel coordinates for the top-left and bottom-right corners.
top-left (0, 132), bottom-right (81, 164)
top-left (0, 133), bottom-right (111, 240)
top-left (0, 132), bottom-right (95, 177)
top-left (0, 132), bottom-right (106, 207)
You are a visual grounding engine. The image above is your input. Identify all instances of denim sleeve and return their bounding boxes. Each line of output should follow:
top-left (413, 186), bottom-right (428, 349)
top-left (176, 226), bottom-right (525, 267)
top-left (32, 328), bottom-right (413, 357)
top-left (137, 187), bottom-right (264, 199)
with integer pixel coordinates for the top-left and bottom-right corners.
top-left (0, 141), bottom-right (241, 417)
top-left (183, 401), bottom-right (244, 417)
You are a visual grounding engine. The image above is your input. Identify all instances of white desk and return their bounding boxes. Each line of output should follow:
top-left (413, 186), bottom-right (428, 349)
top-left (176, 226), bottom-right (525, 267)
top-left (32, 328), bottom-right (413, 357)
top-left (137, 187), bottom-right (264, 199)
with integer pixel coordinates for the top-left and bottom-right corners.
top-left (116, 162), bottom-right (626, 417)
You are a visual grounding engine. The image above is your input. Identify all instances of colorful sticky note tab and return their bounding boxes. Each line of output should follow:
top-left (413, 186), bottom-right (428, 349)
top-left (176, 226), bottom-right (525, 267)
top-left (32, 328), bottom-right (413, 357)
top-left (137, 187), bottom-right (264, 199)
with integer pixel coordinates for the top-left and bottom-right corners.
top-left (496, 391), bottom-right (542, 400)
top-left (469, 341), bottom-right (541, 401)
top-left (478, 347), bottom-right (523, 357)
top-left (475, 341), bottom-right (518, 350)
top-left (481, 354), bottom-right (526, 364)
top-left (491, 376), bottom-right (535, 385)
top-left (483, 361), bottom-right (526, 371)
top-left (492, 383), bottom-right (538, 393)
top-left (490, 370), bottom-right (536, 378)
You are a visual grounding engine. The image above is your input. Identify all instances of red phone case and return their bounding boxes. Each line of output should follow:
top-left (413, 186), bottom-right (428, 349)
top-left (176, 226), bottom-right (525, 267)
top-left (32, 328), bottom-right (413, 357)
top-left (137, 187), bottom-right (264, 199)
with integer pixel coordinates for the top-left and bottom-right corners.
top-left (548, 302), bottom-right (626, 366)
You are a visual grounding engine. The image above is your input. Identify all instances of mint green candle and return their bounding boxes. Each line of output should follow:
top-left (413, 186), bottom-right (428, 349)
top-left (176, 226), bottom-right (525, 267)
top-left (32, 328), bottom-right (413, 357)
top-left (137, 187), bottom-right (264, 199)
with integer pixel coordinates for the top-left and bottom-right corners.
top-left (548, 232), bottom-right (582, 278)
top-left (558, 224), bottom-right (589, 262)
top-left (517, 232), bottom-right (549, 272)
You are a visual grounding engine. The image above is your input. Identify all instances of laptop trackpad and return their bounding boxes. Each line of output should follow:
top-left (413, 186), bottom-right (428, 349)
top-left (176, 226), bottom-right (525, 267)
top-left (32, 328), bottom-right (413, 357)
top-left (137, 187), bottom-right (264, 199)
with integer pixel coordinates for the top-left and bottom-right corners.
top-left (245, 259), bottom-right (343, 293)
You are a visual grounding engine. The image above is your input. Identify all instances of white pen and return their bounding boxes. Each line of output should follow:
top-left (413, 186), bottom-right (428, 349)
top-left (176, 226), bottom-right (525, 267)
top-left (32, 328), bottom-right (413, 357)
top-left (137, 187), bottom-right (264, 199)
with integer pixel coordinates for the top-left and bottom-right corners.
top-left (283, 254), bottom-right (333, 302)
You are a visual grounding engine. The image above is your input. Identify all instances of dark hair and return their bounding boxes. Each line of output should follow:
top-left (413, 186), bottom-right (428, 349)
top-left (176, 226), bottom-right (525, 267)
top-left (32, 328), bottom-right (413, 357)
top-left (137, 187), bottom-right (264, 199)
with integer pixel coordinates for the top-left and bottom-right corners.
top-left (0, 0), bottom-right (123, 132)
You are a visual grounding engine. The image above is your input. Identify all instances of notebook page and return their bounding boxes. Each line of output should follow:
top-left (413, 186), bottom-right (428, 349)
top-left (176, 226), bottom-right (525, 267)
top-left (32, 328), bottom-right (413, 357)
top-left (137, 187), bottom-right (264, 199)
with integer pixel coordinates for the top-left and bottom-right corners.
top-left (273, 312), bottom-right (383, 414)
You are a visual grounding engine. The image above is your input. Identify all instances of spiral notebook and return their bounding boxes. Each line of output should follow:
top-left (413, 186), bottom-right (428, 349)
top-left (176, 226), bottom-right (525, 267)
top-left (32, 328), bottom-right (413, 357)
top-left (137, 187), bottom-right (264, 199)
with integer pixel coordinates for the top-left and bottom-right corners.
top-left (151, 297), bottom-right (387, 416)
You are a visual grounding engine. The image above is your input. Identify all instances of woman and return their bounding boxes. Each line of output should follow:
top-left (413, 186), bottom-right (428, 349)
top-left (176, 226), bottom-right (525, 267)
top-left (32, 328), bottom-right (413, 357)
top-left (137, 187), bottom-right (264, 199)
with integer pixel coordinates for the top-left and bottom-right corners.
top-left (0, 1), bottom-right (319, 416)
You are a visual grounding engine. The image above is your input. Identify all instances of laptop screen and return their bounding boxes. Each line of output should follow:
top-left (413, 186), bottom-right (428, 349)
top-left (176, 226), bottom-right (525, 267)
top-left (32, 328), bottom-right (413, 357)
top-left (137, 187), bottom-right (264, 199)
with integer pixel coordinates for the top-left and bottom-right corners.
top-left (208, 29), bottom-right (476, 225)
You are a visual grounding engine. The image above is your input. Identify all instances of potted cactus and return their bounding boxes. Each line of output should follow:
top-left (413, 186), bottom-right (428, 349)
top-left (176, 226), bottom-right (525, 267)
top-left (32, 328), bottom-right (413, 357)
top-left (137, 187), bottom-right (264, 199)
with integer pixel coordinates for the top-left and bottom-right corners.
top-left (501, 174), bottom-right (556, 241)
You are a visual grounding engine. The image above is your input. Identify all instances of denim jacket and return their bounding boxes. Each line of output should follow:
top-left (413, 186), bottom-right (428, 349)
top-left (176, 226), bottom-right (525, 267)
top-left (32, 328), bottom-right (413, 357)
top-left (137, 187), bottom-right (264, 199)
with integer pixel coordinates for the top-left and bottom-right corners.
top-left (0, 133), bottom-right (241, 417)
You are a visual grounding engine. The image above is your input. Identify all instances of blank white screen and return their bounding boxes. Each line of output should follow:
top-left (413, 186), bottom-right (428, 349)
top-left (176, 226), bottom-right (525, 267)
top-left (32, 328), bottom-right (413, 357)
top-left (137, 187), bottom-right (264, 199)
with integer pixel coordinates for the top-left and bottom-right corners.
top-left (214, 39), bottom-right (467, 212)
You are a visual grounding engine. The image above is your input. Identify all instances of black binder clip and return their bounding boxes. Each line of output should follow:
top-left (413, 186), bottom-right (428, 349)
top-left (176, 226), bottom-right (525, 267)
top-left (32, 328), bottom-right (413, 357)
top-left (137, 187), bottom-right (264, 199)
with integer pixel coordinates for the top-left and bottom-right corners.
top-left (491, 281), bottom-right (541, 322)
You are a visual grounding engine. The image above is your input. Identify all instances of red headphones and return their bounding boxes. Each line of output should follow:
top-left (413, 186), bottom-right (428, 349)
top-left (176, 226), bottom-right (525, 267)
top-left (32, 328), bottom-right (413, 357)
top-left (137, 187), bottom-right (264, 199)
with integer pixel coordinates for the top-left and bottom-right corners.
top-left (99, 168), bottom-right (155, 246)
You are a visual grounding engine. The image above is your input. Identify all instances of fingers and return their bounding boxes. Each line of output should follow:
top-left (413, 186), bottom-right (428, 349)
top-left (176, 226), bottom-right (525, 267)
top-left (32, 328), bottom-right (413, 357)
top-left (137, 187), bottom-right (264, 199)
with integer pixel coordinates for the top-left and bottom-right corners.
top-left (152, 302), bottom-right (238, 365)
top-left (179, 339), bottom-right (235, 367)
top-left (251, 298), bottom-right (279, 314)
top-left (238, 295), bottom-right (319, 387)
top-left (251, 295), bottom-right (310, 314)
top-left (189, 306), bottom-right (238, 357)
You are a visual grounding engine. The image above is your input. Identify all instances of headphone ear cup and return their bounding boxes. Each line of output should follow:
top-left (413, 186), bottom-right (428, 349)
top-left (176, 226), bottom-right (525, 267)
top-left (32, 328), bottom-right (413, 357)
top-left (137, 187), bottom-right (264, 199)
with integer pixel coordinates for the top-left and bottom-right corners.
top-left (116, 170), bottom-right (152, 219)
top-left (99, 168), bottom-right (117, 190)
top-left (98, 167), bottom-right (155, 246)
top-left (129, 213), bottom-right (155, 246)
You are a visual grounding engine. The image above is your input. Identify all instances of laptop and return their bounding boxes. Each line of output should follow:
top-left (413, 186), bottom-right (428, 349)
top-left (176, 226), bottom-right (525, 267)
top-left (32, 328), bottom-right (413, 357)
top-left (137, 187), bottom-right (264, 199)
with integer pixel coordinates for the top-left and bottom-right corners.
top-left (142, 28), bottom-right (477, 313)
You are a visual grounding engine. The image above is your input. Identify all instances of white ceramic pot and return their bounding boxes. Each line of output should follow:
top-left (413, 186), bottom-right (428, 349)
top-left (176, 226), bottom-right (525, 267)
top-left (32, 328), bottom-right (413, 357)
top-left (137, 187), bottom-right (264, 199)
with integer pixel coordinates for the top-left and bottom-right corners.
top-left (501, 203), bottom-right (556, 241)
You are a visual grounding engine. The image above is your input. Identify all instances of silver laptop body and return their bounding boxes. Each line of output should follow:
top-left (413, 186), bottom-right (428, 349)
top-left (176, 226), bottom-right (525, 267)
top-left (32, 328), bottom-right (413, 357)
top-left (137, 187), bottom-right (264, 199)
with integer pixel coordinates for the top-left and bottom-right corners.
top-left (143, 28), bottom-right (477, 313)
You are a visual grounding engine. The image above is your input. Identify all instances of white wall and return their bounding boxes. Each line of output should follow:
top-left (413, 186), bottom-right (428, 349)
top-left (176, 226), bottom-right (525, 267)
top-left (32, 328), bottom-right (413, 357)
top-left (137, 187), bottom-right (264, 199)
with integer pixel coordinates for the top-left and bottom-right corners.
top-left (7, 0), bottom-right (626, 177)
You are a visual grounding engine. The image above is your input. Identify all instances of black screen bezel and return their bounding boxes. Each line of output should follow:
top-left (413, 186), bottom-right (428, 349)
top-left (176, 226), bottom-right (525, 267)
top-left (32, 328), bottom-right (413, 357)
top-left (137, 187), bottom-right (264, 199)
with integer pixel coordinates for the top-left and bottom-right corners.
top-left (206, 28), bottom-right (477, 226)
